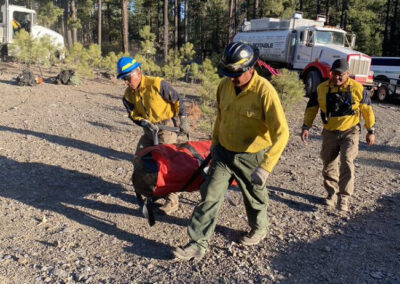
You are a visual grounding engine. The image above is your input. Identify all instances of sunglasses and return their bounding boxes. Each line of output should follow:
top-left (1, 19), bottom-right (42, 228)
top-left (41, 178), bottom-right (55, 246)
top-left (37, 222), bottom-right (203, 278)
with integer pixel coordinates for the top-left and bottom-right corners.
top-left (123, 75), bottom-right (131, 81)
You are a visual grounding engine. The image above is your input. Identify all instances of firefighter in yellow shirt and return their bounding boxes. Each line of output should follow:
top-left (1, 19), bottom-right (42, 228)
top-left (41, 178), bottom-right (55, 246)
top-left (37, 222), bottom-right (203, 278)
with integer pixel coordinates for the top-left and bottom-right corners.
top-left (12, 19), bottom-right (22, 33)
top-left (117, 56), bottom-right (189, 215)
top-left (301, 59), bottom-right (376, 211)
top-left (173, 42), bottom-right (289, 260)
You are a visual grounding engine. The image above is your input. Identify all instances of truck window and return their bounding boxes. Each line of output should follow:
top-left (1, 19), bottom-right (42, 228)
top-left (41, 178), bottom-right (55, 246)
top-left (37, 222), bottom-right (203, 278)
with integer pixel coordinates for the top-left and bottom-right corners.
top-left (372, 58), bottom-right (400, 67)
top-left (13, 12), bottom-right (32, 33)
top-left (315, 31), bottom-right (345, 45)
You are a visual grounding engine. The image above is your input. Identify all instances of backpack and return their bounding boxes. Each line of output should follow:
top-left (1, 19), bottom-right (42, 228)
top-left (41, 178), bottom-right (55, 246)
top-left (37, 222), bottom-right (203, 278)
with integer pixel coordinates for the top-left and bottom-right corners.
top-left (56, 70), bottom-right (75, 85)
top-left (16, 69), bottom-right (37, 86)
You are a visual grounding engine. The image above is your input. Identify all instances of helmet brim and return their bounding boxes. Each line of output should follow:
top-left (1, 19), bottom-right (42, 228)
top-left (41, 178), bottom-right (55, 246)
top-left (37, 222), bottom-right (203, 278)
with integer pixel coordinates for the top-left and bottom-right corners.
top-left (117, 63), bottom-right (142, 79)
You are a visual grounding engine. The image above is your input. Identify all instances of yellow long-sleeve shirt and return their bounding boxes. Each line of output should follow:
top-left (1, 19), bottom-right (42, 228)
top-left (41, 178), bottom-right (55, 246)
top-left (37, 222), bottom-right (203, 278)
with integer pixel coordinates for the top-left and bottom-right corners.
top-left (123, 75), bottom-right (184, 124)
top-left (212, 71), bottom-right (289, 173)
top-left (303, 78), bottom-right (375, 131)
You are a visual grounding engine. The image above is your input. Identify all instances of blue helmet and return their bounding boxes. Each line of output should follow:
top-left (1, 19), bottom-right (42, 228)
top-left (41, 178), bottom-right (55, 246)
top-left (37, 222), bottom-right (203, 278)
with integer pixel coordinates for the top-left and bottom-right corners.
top-left (117, 56), bottom-right (142, 79)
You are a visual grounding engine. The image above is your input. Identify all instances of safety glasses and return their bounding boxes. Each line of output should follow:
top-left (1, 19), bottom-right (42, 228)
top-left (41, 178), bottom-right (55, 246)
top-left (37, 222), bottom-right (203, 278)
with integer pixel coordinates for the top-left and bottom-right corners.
top-left (123, 75), bottom-right (131, 82)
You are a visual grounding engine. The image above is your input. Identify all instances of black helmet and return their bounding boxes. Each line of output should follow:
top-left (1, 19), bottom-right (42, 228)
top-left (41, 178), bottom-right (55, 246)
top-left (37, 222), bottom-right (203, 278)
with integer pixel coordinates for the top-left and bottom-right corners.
top-left (218, 42), bottom-right (259, 77)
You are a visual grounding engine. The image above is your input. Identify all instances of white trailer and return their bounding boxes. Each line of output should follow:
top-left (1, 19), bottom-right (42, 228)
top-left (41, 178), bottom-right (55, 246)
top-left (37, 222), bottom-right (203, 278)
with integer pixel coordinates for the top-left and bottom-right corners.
top-left (233, 13), bottom-right (373, 96)
top-left (0, 3), bottom-right (64, 57)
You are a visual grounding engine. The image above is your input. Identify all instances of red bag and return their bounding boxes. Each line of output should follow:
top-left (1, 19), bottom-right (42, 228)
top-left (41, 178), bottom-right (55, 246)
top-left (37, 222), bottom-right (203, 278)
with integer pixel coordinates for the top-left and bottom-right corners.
top-left (132, 141), bottom-right (212, 198)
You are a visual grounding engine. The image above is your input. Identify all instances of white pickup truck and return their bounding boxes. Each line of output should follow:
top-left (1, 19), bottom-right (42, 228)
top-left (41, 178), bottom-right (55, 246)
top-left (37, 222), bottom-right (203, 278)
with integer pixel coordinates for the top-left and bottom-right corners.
top-left (371, 57), bottom-right (400, 101)
top-left (0, 4), bottom-right (64, 57)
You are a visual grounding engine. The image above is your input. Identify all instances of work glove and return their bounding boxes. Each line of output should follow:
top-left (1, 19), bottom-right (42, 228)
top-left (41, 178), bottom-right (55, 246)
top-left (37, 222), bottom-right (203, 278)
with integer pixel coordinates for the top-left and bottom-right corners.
top-left (179, 115), bottom-right (190, 134)
top-left (140, 119), bottom-right (159, 132)
top-left (250, 167), bottom-right (270, 186)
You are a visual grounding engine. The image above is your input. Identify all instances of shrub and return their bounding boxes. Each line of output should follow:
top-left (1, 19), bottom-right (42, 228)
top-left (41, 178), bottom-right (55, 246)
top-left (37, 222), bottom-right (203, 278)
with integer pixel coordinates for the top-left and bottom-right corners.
top-left (270, 69), bottom-right (305, 111)
top-left (162, 49), bottom-right (184, 82)
top-left (195, 58), bottom-right (220, 133)
top-left (9, 30), bottom-right (62, 67)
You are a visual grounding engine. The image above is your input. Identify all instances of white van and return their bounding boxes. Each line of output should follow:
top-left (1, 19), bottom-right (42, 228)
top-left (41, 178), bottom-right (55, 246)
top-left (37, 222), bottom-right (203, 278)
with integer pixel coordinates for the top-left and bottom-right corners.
top-left (371, 57), bottom-right (400, 101)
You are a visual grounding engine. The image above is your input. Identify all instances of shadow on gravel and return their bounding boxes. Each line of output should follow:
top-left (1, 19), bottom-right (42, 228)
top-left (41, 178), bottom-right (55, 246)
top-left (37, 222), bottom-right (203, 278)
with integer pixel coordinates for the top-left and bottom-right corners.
top-left (268, 193), bottom-right (400, 283)
top-left (0, 79), bottom-right (19, 85)
top-left (78, 89), bottom-right (120, 100)
top-left (0, 156), bottom-right (192, 260)
top-left (359, 141), bottom-right (400, 154)
top-left (87, 121), bottom-right (124, 132)
top-left (0, 125), bottom-right (132, 162)
top-left (268, 186), bottom-right (321, 212)
top-left (357, 157), bottom-right (400, 171)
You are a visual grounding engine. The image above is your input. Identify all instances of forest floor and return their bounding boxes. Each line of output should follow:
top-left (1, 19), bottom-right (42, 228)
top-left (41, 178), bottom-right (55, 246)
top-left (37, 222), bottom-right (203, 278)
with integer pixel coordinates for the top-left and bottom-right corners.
top-left (0, 62), bottom-right (399, 284)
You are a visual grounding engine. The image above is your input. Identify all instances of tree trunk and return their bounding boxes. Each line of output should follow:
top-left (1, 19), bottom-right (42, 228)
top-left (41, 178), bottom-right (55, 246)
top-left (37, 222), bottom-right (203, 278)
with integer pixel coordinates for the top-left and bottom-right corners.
top-left (163, 0), bottom-right (169, 62)
top-left (107, 2), bottom-right (112, 42)
top-left (97, 0), bottom-right (102, 51)
top-left (254, 0), bottom-right (259, 19)
top-left (340, 0), bottom-right (347, 28)
top-left (383, 0), bottom-right (391, 55)
top-left (316, 0), bottom-right (321, 15)
top-left (325, 0), bottom-right (330, 24)
top-left (184, 0), bottom-right (188, 43)
top-left (157, 0), bottom-right (160, 43)
top-left (121, 0), bottom-right (129, 53)
top-left (98, 0), bottom-right (102, 51)
top-left (390, 0), bottom-right (398, 54)
top-left (62, 0), bottom-right (70, 47)
top-left (246, 0), bottom-right (250, 20)
top-left (228, 0), bottom-right (234, 42)
top-left (71, 0), bottom-right (77, 44)
top-left (234, 0), bottom-right (238, 33)
top-left (174, 0), bottom-right (179, 50)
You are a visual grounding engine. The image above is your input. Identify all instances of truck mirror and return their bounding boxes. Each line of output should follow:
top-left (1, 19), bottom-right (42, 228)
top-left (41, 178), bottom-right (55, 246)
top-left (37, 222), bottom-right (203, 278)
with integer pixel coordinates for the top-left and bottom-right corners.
top-left (301, 29), bottom-right (309, 44)
top-left (306, 31), bottom-right (314, 47)
top-left (351, 34), bottom-right (356, 49)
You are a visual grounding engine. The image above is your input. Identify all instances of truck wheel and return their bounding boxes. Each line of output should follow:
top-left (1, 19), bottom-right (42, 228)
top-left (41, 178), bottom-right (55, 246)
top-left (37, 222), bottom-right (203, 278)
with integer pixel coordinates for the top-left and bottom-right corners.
top-left (305, 70), bottom-right (321, 97)
top-left (375, 85), bottom-right (388, 102)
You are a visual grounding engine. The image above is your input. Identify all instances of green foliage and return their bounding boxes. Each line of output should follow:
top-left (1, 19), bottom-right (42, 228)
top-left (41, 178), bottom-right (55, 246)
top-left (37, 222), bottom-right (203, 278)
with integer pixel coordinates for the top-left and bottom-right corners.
top-left (179, 43), bottom-right (196, 62)
top-left (186, 62), bottom-right (200, 83)
top-left (139, 26), bottom-right (156, 56)
top-left (162, 49), bottom-right (185, 82)
top-left (270, 69), bottom-right (305, 111)
top-left (195, 58), bottom-right (220, 132)
top-left (86, 44), bottom-right (103, 68)
top-left (38, 2), bottom-right (64, 28)
top-left (136, 26), bottom-right (161, 76)
top-left (100, 51), bottom-right (130, 76)
top-left (9, 30), bottom-right (62, 67)
top-left (64, 43), bottom-right (91, 77)
top-left (346, 0), bottom-right (386, 55)
top-left (68, 17), bottom-right (82, 30)
top-left (69, 74), bottom-right (81, 86)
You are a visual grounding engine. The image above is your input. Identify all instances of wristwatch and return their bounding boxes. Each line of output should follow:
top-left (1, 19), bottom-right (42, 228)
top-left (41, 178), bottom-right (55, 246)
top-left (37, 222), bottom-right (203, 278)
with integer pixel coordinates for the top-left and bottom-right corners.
top-left (367, 128), bottom-right (375, 134)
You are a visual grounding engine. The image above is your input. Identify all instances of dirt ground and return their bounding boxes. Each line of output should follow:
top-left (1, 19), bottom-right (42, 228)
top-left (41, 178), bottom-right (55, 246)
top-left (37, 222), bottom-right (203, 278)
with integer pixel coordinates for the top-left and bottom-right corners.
top-left (0, 62), bottom-right (399, 284)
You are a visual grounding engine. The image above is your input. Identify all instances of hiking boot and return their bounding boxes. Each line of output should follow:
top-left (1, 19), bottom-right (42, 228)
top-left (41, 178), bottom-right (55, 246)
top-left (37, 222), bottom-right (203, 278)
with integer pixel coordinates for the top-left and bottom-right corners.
top-left (173, 243), bottom-right (206, 261)
top-left (159, 194), bottom-right (179, 215)
top-left (323, 194), bottom-right (337, 207)
top-left (338, 196), bottom-right (349, 212)
top-left (240, 230), bottom-right (267, 246)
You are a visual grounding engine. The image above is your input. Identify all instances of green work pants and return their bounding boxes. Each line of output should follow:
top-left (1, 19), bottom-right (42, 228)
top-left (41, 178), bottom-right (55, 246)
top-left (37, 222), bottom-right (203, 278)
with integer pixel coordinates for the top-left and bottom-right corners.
top-left (188, 144), bottom-right (269, 250)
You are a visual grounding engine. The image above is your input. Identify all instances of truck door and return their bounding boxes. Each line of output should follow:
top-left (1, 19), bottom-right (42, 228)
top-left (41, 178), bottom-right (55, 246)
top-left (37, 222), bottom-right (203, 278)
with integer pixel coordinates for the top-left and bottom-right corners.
top-left (293, 30), bottom-right (314, 70)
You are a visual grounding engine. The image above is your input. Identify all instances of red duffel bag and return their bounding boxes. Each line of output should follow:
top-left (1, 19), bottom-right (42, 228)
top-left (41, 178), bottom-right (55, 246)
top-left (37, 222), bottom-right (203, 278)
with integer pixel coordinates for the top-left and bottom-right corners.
top-left (132, 140), bottom-right (212, 198)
